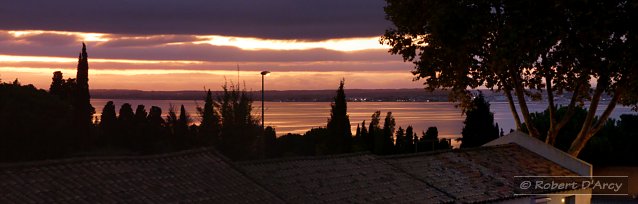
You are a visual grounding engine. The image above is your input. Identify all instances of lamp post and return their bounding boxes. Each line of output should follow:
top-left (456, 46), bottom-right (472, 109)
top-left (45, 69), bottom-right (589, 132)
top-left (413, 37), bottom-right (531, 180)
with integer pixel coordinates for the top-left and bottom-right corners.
top-left (260, 70), bottom-right (270, 131)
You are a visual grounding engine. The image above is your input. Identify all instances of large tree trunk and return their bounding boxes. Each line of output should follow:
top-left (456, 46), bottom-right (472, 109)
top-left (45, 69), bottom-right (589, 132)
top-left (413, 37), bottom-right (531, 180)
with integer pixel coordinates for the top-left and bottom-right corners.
top-left (511, 71), bottom-right (541, 138)
top-left (568, 86), bottom-right (621, 156)
top-left (504, 87), bottom-right (523, 130)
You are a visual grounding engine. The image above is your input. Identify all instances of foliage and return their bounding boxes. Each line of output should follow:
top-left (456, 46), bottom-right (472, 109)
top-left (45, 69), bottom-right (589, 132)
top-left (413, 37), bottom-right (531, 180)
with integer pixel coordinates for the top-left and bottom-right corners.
top-left (381, 0), bottom-right (638, 156)
top-left (374, 112), bottom-right (396, 155)
top-left (263, 126), bottom-right (277, 158)
top-left (460, 93), bottom-right (499, 148)
top-left (325, 79), bottom-right (353, 154)
top-left (394, 126), bottom-right (407, 153)
top-left (0, 82), bottom-right (76, 161)
top-left (197, 89), bottom-right (221, 146)
top-left (216, 82), bottom-right (261, 160)
top-left (526, 106), bottom-right (638, 166)
top-left (416, 126), bottom-right (451, 152)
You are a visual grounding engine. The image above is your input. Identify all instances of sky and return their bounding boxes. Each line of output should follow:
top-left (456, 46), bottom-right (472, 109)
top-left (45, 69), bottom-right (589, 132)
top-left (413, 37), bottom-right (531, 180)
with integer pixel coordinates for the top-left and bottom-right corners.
top-left (0, 0), bottom-right (421, 91)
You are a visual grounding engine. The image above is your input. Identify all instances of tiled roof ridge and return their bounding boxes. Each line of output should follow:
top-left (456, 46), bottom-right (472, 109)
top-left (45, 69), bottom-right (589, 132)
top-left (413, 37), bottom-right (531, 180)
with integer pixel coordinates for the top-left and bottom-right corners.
top-left (381, 143), bottom-right (517, 159)
top-left (237, 151), bottom-right (374, 165)
top-left (0, 147), bottom-right (218, 169)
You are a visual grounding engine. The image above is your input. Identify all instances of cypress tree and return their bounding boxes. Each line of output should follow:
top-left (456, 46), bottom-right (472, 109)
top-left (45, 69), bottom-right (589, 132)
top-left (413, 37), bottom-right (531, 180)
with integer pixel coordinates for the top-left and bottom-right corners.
top-left (198, 89), bottom-right (220, 146)
top-left (118, 103), bottom-right (135, 148)
top-left (375, 112), bottom-right (395, 155)
top-left (461, 93), bottom-right (499, 148)
top-left (73, 43), bottom-right (95, 143)
top-left (326, 79), bottom-right (352, 154)
top-left (368, 111), bottom-right (381, 152)
top-left (99, 101), bottom-right (117, 147)
top-left (395, 126), bottom-right (405, 153)
top-left (405, 126), bottom-right (414, 153)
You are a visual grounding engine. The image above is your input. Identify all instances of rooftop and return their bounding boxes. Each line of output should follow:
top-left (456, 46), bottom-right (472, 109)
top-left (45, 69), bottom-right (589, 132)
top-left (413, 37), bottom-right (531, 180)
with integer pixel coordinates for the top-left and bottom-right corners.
top-left (0, 144), bottom-right (579, 203)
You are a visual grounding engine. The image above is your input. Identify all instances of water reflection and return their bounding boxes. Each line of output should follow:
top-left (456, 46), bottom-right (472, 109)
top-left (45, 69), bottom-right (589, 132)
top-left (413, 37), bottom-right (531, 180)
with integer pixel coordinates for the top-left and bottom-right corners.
top-left (91, 99), bottom-right (635, 141)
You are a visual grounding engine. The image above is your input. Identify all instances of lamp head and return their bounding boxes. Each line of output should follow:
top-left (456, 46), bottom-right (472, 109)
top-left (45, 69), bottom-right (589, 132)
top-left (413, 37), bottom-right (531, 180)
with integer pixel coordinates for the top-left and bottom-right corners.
top-left (261, 70), bottom-right (271, 76)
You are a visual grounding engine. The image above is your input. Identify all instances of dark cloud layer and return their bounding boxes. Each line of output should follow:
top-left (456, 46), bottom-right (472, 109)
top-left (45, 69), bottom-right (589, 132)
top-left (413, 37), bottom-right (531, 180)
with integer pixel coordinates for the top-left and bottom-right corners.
top-left (0, 34), bottom-right (400, 63)
top-left (0, 0), bottom-right (390, 40)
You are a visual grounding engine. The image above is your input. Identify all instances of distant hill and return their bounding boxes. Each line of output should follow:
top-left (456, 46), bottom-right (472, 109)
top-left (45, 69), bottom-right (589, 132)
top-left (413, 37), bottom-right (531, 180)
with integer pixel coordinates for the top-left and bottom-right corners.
top-left (90, 89), bottom-right (452, 102)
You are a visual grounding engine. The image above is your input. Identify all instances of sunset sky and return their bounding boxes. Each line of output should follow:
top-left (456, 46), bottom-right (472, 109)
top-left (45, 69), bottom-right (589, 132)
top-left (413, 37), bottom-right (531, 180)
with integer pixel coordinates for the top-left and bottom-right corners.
top-left (0, 0), bottom-right (421, 91)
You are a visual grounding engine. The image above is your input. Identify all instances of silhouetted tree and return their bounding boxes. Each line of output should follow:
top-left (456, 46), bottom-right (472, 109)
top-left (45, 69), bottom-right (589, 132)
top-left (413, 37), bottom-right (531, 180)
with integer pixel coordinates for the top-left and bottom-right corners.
top-left (326, 79), bottom-right (352, 154)
top-left (198, 89), bottom-right (220, 146)
top-left (461, 93), bottom-right (499, 148)
top-left (99, 101), bottom-right (117, 147)
top-left (367, 111), bottom-right (381, 152)
top-left (395, 126), bottom-right (406, 153)
top-left (276, 133), bottom-right (308, 157)
top-left (176, 104), bottom-right (192, 149)
top-left (0, 82), bottom-right (75, 161)
top-left (147, 106), bottom-right (168, 152)
top-left (134, 105), bottom-right (148, 123)
top-left (382, 0), bottom-right (638, 156)
top-left (131, 104), bottom-right (151, 152)
top-left (217, 82), bottom-right (261, 160)
top-left (421, 127), bottom-right (438, 151)
top-left (263, 126), bottom-right (277, 158)
top-left (353, 120), bottom-right (369, 152)
top-left (118, 103), bottom-right (135, 148)
top-left (49, 71), bottom-right (65, 98)
top-left (375, 112), bottom-right (395, 155)
top-left (304, 127), bottom-right (328, 156)
top-left (72, 43), bottom-right (95, 146)
top-left (405, 126), bottom-right (415, 153)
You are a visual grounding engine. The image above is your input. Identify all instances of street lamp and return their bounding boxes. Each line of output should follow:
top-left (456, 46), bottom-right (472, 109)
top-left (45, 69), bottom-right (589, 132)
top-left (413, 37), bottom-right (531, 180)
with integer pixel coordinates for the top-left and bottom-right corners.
top-left (260, 70), bottom-right (270, 130)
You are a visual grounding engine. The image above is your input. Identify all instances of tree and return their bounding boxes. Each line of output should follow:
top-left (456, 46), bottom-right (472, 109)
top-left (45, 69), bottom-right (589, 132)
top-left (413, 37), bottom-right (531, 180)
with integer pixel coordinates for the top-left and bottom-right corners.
top-left (405, 125), bottom-right (415, 153)
top-left (422, 126), bottom-right (439, 151)
top-left (118, 103), bottom-right (135, 148)
top-left (394, 126), bottom-right (406, 153)
top-left (381, 0), bottom-right (637, 156)
top-left (353, 120), bottom-right (369, 152)
top-left (49, 71), bottom-right (65, 98)
top-left (0, 82), bottom-right (75, 161)
top-left (460, 93), bottom-right (499, 148)
top-left (217, 81), bottom-right (261, 160)
top-left (326, 79), bottom-right (353, 154)
top-left (99, 101), bottom-right (117, 147)
top-left (263, 126), bottom-right (277, 158)
top-left (72, 43), bottom-right (95, 145)
top-left (147, 106), bottom-right (168, 152)
top-left (375, 112), bottom-right (395, 155)
top-left (176, 104), bottom-right (192, 149)
top-left (367, 111), bottom-right (382, 151)
top-left (305, 127), bottom-right (328, 156)
top-left (197, 89), bottom-right (220, 146)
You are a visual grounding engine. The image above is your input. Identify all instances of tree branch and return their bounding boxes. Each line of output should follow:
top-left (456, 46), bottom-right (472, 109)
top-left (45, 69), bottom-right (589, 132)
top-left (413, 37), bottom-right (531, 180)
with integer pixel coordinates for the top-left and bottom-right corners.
top-left (591, 88), bottom-right (622, 134)
top-left (504, 86), bottom-right (522, 130)
top-left (568, 76), bottom-right (607, 156)
top-left (511, 70), bottom-right (540, 138)
top-left (545, 74), bottom-right (557, 144)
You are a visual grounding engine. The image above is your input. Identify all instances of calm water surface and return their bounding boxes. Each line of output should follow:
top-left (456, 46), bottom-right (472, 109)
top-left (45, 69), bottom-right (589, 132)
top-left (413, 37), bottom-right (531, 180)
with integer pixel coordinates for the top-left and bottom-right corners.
top-left (92, 99), bottom-right (635, 140)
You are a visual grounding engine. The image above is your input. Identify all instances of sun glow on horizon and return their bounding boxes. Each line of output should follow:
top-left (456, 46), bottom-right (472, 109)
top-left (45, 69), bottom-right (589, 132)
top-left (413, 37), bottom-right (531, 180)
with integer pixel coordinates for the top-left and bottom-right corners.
top-left (194, 35), bottom-right (387, 51)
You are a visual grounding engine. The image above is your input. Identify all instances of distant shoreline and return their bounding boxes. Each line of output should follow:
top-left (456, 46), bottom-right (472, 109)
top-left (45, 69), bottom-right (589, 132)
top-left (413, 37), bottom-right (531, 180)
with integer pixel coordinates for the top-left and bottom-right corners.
top-left (90, 88), bottom-right (452, 102)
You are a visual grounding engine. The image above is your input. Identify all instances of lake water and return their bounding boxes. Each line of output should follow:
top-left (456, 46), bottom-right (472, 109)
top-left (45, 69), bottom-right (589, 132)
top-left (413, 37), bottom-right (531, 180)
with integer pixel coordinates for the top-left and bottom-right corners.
top-left (91, 99), bottom-right (635, 141)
